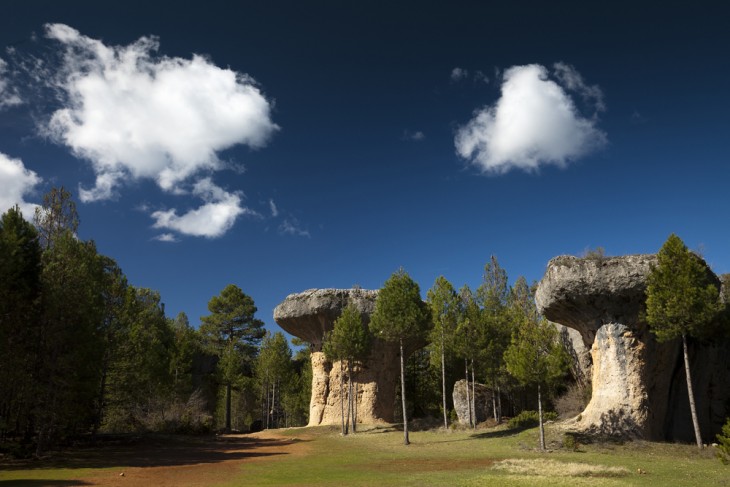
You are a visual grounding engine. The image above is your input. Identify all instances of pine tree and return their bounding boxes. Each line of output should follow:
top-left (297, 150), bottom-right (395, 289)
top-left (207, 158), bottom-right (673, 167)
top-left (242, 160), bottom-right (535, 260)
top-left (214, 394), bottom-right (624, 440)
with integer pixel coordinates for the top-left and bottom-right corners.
top-left (645, 234), bottom-right (722, 449)
top-left (322, 304), bottom-right (371, 434)
top-left (369, 269), bottom-right (431, 445)
top-left (476, 256), bottom-right (511, 423)
top-left (257, 332), bottom-right (293, 429)
top-left (200, 285), bottom-right (265, 432)
top-left (426, 276), bottom-right (458, 429)
top-left (0, 206), bottom-right (42, 443)
top-left (504, 276), bottom-right (568, 450)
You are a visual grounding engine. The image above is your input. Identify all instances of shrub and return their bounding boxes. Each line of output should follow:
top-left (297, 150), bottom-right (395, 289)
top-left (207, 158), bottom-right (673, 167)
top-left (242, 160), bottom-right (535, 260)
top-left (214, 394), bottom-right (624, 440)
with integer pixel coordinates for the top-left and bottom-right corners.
top-left (508, 410), bottom-right (558, 430)
top-left (717, 417), bottom-right (730, 464)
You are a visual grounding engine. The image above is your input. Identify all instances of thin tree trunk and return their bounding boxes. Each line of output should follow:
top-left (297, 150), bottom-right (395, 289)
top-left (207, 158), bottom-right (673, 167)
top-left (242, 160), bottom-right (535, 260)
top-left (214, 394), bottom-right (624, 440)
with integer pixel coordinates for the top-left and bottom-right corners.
top-left (225, 382), bottom-right (232, 433)
top-left (538, 383), bottom-right (545, 451)
top-left (265, 379), bottom-right (270, 429)
top-left (497, 383), bottom-right (502, 423)
top-left (272, 380), bottom-right (277, 429)
top-left (682, 333), bottom-right (703, 449)
top-left (492, 378), bottom-right (498, 423)
top-left (465, 358), bottom-right (472, 428)
top-left (260, 380), bottom-right (264, 428)
top-left (339, 361), bottom-right (346, 435)
top-left (353, 375), bottom-right (358, 432)
top-left (400, 338), bottom-right (409, 445)
top-left (349, 363), bottom-right (356, 433)
top-left (93, 360), bottom-right (108, 438)
top-left (470, 358), bottom-right (476, 429)
top-left (441, 333), bottom-right (448, 429)
top-left (345, 363), bottom-right (351, 435)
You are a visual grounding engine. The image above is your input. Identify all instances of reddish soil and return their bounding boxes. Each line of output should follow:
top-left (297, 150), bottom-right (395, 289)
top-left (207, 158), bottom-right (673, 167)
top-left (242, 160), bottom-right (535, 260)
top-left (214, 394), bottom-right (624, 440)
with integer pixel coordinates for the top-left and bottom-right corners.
top-left (3, 431), bottom-right (310, 487)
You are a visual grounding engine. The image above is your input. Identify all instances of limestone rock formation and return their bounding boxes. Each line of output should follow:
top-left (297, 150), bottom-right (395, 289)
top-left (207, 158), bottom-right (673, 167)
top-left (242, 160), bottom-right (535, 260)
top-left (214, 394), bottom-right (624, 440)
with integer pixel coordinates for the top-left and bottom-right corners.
top-left (452, 380), bottom-right (491, 425)
top-left (274, 288), bottom-right (423, 426)
top-left (536, 254), bottom-right (730, 441)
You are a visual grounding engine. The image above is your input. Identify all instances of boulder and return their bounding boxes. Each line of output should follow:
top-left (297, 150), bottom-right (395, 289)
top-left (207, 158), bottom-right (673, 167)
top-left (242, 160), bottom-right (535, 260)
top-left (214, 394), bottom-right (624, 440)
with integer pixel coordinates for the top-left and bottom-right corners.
top-left (536, 254), bottom-right (730, 441)
top-left (274, 288), bottom-right (423, 426)
top-left (452, 379), bottom-right (491, 425)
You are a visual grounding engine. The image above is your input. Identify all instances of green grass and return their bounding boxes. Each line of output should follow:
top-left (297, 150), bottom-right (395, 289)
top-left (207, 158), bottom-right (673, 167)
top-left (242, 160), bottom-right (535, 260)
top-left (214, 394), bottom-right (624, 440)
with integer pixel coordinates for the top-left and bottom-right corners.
top-left (229, 425), bottom-right (727, 487)
top-left (1, 425), bottom-right (727, 486)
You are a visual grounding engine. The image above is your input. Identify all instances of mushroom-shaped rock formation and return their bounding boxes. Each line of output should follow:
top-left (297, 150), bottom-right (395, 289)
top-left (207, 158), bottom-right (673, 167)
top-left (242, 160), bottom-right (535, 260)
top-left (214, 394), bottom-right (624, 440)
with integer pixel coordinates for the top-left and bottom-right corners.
top-left (536, 254), bottom-right (729, 441)
top-left (274, 288), bottom-right (424, 426)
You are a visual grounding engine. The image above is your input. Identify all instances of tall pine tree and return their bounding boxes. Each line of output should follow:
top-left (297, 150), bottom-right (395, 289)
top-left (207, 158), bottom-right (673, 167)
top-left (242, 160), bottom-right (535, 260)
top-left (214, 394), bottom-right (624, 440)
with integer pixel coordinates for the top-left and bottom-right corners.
top-left (200, 285), bottom-right (264, 432)
top-left (645, 234), bottom-right (722, 449)
top-left (370, 269), bottom-right (430, 445)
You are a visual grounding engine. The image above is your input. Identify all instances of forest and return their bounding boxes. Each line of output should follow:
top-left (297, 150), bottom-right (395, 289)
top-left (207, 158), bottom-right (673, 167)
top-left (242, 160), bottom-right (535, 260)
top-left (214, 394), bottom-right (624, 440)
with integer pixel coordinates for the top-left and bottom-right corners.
top-left (2, 187), bottom-right (729, 461)
top-left (0, 188), bottom-right (311, 457)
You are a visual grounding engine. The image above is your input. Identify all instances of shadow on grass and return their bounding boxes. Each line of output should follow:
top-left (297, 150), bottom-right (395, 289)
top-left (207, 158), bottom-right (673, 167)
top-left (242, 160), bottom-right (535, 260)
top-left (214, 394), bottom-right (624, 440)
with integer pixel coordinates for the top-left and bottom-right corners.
top-left (470, 428), bottom-right (524, 439)
top-left (0, 434), bottom-right (306, 472)
top-left (0, 481), bottom-right (92, 486)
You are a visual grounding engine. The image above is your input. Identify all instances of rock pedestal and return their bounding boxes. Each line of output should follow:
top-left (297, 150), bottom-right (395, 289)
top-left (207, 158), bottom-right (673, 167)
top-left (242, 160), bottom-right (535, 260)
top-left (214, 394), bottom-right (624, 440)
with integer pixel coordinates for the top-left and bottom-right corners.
top-left (274, 288), bottom-right (422, 426)
top-left (536, 255), bottom-right (729, 441)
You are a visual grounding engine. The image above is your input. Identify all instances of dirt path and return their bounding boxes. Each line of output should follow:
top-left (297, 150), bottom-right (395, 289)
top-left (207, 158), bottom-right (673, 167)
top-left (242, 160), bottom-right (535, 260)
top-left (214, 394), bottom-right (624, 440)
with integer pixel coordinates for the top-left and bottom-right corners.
top-left (71, 430), bottom-right (310, 486)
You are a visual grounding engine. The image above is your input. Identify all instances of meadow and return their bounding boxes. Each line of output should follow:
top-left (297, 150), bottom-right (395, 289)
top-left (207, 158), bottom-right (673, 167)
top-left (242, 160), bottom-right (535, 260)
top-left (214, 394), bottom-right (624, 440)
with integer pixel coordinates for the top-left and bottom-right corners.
top-left (1, 424), bottom-right (727, 486)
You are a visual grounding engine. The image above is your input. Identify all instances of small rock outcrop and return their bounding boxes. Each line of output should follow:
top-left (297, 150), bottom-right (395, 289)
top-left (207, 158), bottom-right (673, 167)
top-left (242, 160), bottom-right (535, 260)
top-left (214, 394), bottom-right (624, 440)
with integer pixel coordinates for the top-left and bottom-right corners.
top-left (274, 288), bottom-right (423, 426)
top-left (452, 380), bottom-right (491, 425)
top-left (536, 254), bottom-right (730, 441)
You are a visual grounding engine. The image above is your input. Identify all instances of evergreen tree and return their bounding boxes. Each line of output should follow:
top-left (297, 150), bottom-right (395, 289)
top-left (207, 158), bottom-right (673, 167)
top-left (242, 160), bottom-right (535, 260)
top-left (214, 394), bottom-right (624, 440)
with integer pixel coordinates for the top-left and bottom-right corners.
top-left (426, 276), bottom-right (458, 429)
top-left (322, 304), bottom-right (371, 434)
top-left (33, 186), bottom-right (79, 250)
top-left (369, 269), bottom-right (431, 445)
top-left (645, 234), bottom-right (722, 449)
top-left (257, 332), bottom-right (293, 429)
top-left (476, 256), bottom-right (511, 423)
top-left (281, 338), bottom-right (312, 427)
top-left (455, 285), bottom-right (481, 428)
top-left (504, 276), bottom-right (568, 450)
top-left (36, 232), bottom-right (107, 452)
top-left (200, 285), bottom-right (265, 432)
top-left (102, 286), bottom-right (173, 431)
top-left (0, 206), bottom-right (42, 443)
top-left (169, 312), bottom-right (201, 397)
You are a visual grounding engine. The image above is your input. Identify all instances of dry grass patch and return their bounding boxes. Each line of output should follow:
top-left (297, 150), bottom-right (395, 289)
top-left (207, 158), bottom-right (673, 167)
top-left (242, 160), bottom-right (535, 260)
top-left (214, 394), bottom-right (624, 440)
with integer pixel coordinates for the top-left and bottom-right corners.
top-left (493, 458), bottom-right (630, 478)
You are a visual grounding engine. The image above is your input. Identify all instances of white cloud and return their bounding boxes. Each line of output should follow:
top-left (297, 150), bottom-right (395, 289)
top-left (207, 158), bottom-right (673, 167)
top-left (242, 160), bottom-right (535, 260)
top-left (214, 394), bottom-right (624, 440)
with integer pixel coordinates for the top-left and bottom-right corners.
top-left (553, 62), bottom-right (605, 112)
top-left (450, 67), bottom-right (469, 82)
top-left (278, 218), bottom-right (310, 238)
top-left (402, 129), bottom-right (425, 141)
top-left (154, 233), bottom-right (179, 243)
top-left (455, 64), bottom-right (607, 174)
top-left (150, 178), bottom-right (255, 238)
top-left (0, 152), bottom-right (41, 218)
top-left (42, 23), bottom-right (279, 202)
top-left (474, 70), bottom-right (489, 84)
top-left (0, 58), bottom-right (23, 109)
top-left (269, 198), bottom-right (279, 217)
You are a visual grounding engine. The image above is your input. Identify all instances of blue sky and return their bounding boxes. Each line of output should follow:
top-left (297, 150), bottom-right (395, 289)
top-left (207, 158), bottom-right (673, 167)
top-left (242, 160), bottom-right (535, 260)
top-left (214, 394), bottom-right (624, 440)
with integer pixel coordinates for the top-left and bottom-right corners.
top-left (1, 1), bottom-right (729, 335)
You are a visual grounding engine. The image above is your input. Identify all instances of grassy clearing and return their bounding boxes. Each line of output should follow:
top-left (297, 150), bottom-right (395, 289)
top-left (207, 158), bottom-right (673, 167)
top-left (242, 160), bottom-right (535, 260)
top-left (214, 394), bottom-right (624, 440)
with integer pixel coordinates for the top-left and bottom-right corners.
top-left (1, 424), bottom-right (727, 486)
top-left (231, 425), bottom-right (727, 487)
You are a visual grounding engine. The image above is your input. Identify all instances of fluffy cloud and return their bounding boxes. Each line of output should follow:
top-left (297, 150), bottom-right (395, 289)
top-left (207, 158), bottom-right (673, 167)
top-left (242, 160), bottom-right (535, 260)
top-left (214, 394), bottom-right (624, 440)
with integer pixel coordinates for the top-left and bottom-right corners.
top-left (43, 23), bottom-right (279, 202)
top-left (0, 58), bottom-right (23, 109)
top-left (0, 152), bottom-right (41, 218)
top-left (455, 64), bottom-right (607, 174)
top-left (151, 178), bottom-right (254, 239)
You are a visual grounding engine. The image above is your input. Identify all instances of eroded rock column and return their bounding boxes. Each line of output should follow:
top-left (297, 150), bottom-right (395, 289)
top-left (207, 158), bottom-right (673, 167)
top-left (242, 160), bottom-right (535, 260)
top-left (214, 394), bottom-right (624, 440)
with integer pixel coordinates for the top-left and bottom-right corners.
top-left (536, 254), bottom-right (728, 441)
top-left (274, 288), bottom-right (423, 426)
